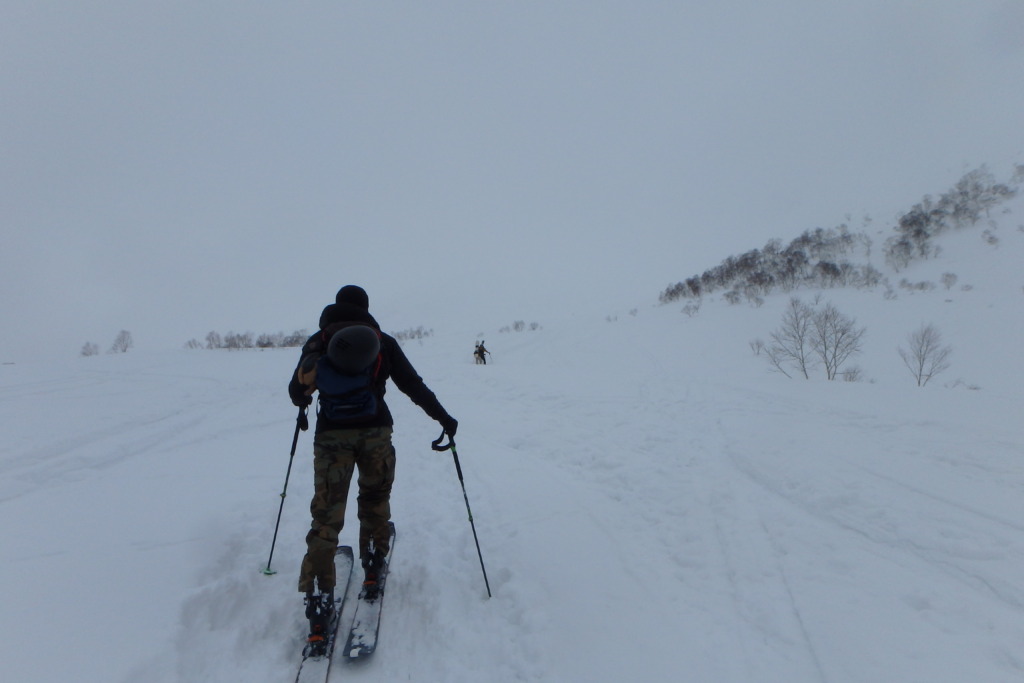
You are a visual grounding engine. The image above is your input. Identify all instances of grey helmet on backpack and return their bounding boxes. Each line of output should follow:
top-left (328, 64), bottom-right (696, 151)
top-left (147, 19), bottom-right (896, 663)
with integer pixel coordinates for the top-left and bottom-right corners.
top-left (327, 325), bottom-right (381, 374)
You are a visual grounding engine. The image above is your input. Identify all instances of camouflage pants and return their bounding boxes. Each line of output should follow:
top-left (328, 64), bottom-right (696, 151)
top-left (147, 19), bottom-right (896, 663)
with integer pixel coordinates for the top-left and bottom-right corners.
top-left (298, 427), bottom-right (396, 593)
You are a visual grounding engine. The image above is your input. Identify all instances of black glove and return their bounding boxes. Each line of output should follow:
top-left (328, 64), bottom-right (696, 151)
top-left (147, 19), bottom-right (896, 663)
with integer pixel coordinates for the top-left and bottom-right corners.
top-left (440, 415), bottom-right (458, 439)
top-left (291, 393), bottom-right (312, 408)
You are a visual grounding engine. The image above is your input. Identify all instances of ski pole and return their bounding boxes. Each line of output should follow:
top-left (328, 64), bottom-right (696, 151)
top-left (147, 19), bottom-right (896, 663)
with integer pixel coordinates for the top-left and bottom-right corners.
top-left (433, 430), bottom-right (492, 598)
top-left (262, 406), bottom-right (308, 575)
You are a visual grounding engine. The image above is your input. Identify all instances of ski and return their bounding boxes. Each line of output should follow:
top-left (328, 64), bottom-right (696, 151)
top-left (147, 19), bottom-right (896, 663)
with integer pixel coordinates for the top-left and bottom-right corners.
top-left (295, 546), bottom-right (354, 683)
top-left (343, 522), bottom-right (397, 660)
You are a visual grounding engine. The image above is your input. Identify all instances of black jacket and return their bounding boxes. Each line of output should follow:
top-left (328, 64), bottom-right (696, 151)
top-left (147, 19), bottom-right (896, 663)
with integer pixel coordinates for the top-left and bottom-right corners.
top-left (288, 302), bottom-right (452, 433)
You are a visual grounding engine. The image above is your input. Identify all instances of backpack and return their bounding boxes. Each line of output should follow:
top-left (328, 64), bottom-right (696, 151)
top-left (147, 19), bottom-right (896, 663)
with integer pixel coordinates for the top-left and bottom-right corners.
top-left (314, 324), bottom-right (383, 425)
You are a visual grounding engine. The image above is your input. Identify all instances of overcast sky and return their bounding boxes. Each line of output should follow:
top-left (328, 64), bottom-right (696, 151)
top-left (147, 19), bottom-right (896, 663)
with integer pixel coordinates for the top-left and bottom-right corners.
top-left (2, 1), bottom-right (1023, 360)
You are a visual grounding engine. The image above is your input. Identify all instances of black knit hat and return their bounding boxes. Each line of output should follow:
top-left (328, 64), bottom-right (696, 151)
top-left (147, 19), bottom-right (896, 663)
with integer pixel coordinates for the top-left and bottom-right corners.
top-left (335, 285), bottom-right (369, 310)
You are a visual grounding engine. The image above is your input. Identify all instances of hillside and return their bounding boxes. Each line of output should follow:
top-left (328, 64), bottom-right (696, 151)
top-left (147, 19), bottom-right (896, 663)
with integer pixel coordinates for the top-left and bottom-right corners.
top-left (2, 195), bottom-right (1024, 681)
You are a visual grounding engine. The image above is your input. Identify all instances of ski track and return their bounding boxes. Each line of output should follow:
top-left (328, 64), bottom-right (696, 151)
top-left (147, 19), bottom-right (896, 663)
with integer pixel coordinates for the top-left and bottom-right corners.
top-left (711, 389), bottom-right (1024, 682)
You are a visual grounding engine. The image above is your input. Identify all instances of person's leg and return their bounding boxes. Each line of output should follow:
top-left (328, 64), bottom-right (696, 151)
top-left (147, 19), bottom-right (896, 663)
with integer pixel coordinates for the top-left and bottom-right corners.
top-left (354, 427), bottom-right (396, 565)
top-left (298, 430), bottom-right (357, 593)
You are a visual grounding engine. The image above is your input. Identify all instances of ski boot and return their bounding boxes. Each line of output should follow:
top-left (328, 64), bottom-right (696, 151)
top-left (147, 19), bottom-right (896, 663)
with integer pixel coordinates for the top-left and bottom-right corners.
top-left (303, 589), bottom-right (335, 655)
top-left (361, 547), bottom-right (388, 601)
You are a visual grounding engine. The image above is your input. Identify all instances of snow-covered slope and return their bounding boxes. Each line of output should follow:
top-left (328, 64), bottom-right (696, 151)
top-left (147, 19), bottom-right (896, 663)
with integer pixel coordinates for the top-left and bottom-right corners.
top-left (1, 208), bottom-right (1023, 682)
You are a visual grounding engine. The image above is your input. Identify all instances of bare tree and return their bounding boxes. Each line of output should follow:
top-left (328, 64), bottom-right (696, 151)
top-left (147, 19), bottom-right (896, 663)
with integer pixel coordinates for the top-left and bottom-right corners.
top-left (223, 331), bottom-right (254, 350)
top-left (256, 332), bottom-right (284, 348)
top-left (109, 330), bottom-right (133, 354)
top-left (766, 298), bottom-right (817, 379)
top-left (80, 342), bottom-right (100, 357)
top-left (282, 330), bottom-right (309, 347)
top-left (810, 304), bottom-right (865, 380)
top-left (898, 324), bottom-right (952, 386)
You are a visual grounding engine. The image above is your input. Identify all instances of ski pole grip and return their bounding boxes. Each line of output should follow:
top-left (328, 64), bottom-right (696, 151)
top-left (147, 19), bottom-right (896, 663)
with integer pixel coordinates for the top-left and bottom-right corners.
top-left (432, 429), bottom-right (454, 451)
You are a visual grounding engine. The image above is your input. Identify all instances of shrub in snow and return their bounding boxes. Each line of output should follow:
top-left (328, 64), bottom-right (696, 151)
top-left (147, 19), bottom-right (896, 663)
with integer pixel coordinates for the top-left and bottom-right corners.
top-left (109, 330), bottom-right (133, 354)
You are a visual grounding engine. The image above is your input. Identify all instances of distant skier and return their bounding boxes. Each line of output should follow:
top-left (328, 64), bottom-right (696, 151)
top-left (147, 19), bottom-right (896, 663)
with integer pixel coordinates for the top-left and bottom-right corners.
top-left (474, 341), bottom-right (490, 365)
top-left (288, 285), bottom-right (458, 640)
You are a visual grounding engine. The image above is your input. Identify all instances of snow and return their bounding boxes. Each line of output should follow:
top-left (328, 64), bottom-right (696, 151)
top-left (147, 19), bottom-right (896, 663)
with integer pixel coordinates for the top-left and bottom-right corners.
top-left (3, 217), bottom-right (1024, 682)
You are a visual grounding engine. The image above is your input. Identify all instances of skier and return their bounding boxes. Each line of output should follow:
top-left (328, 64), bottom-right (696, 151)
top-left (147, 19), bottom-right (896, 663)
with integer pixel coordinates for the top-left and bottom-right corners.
top-left (474, 341), bottom-right (490, 365)
top-left (288, 285), bottom-right (458, 637)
